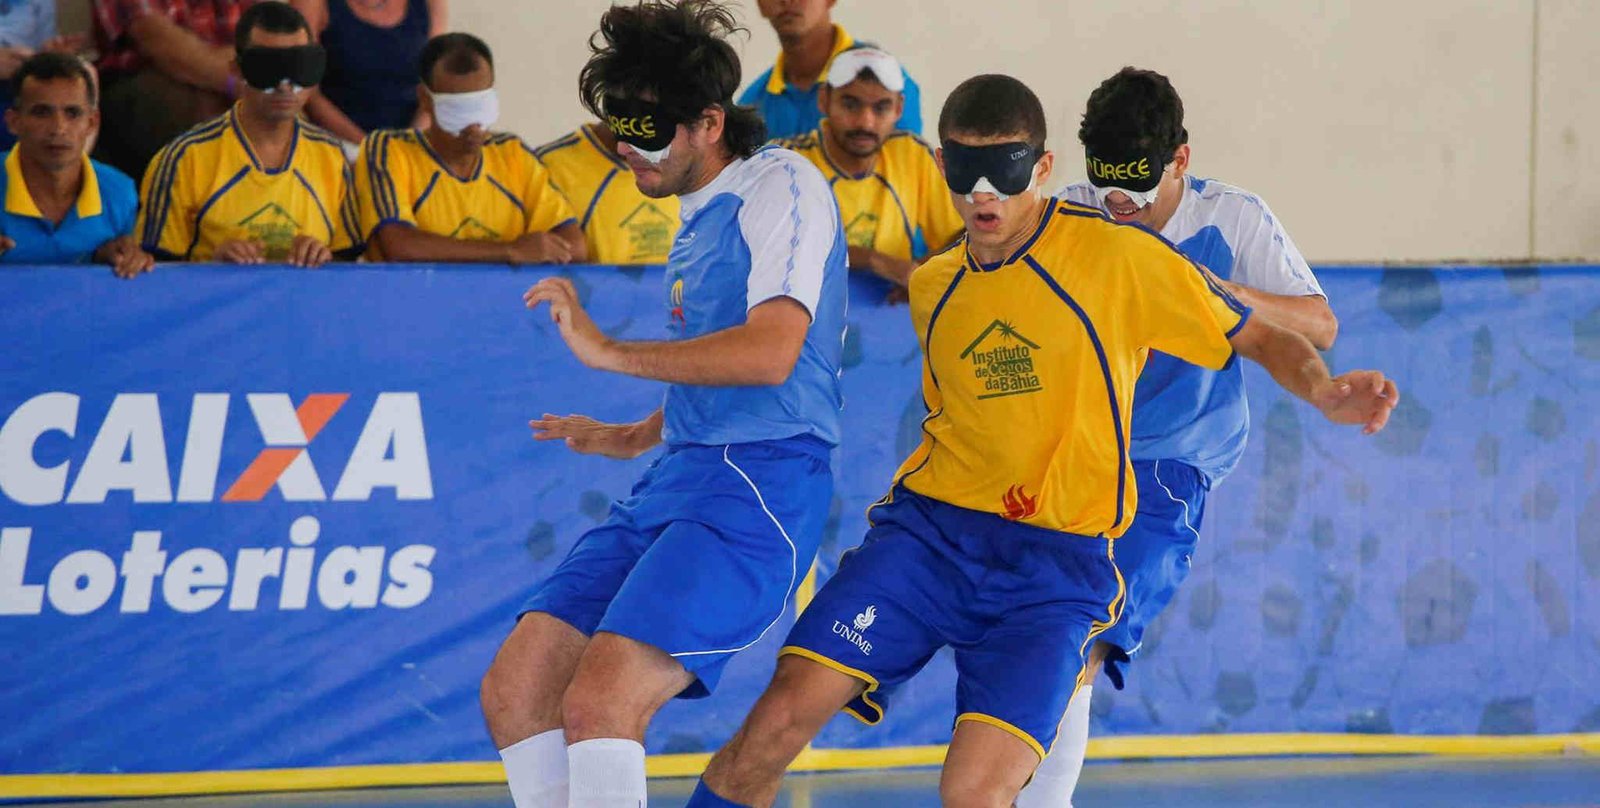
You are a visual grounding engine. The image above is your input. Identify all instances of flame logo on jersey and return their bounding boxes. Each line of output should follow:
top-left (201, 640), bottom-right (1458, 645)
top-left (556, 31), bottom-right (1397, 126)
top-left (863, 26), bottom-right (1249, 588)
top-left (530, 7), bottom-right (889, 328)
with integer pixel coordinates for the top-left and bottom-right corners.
top-left (668, 277), bottom-right (686, 324)
top-left (1001, 484), bottom-right (1039, 521)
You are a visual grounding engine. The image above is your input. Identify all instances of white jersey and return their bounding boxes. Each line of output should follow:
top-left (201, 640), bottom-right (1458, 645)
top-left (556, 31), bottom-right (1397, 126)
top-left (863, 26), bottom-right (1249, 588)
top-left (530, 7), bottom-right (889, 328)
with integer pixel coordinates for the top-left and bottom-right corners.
top-left (1057, 174), bottom-right (1323, 481)
top-left (1059, 175), bottom-right (1323, 298)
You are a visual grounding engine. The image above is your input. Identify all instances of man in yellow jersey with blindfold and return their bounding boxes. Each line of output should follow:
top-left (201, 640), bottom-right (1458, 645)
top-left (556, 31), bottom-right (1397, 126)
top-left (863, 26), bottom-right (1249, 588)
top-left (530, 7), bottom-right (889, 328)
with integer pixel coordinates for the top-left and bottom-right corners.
top-left (534, 120), bottom-right (679, 265)
top-left (355, 33), bottom-right (585, 264)
top-left (138, 2), bottom-right (359, 266)
top-left (778, 44), bottom-right (960, 292)
top-left (686, 74), bottom-right (1398, 807)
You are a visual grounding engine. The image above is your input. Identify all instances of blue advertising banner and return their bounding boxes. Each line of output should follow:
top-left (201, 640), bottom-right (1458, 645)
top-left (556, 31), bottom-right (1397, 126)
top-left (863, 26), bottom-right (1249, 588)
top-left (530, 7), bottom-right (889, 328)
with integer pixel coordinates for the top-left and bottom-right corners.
top-left (1, 264), bottom-right (1596, 788)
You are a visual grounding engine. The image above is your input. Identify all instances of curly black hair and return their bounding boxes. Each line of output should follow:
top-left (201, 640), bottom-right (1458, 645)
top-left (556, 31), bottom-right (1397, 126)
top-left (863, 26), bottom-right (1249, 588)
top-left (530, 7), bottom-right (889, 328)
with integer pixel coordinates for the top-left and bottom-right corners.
top-left (579, 0), bottom-right (765, 157)
top-left (1079, 67), bottom-right (1188, 157)
top-left (937, 74), bottom-right (1047, 152)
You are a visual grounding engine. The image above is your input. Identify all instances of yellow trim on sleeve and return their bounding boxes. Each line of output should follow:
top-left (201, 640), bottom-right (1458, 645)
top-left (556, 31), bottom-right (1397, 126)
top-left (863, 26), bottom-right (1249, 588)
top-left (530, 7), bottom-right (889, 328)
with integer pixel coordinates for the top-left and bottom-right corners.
top-left (5, 733), bottom-right (1598, 798)
top-left (778, 644), bottom-right (885, 725)
top-left (955, 711), bottom-right (1048, 761)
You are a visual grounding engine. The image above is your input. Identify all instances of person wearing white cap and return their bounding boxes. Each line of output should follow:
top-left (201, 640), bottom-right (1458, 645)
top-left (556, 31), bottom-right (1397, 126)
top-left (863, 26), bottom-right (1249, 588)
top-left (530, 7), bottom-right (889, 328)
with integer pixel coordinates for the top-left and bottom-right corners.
top-left (739, 0), bottom-right (921, 139)
top-left (776, 44), bottom-right (960, 297)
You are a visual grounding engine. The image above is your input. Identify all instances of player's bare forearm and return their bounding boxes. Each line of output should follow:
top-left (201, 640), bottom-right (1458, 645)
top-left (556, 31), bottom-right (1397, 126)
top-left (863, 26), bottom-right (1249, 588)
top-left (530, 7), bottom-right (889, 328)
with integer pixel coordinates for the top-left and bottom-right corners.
top-left (599, 298), bottom-right (811, 386)
top-left (1221, 282), bottom-right (1338, 350)
top-left (552, 221), bottom-right (589, 263)
top-left (848, 246), bottom-right (915, 286)
top-left (1229, 315), bottom-right (1331, 404)
top-left (375, 224), bottom-right (518, 263)
top-left (128, 14), bottom-right (232, 92)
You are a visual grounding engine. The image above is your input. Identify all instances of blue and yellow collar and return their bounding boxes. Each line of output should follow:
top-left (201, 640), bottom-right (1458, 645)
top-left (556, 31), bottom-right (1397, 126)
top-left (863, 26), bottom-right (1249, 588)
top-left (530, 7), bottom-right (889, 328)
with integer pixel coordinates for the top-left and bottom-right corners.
top-left (4, 145), bottom-right (103, 220)
top-left (764, 24), bottom-right (855, 95)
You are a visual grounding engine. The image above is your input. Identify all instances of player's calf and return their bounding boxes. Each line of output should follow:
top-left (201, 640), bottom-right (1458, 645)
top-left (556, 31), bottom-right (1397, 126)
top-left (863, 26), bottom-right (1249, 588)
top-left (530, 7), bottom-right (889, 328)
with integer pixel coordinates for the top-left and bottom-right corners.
top-left (691, 655), bottom-right (868, 807)
top-left (481, 612), bottom-right (589, 808)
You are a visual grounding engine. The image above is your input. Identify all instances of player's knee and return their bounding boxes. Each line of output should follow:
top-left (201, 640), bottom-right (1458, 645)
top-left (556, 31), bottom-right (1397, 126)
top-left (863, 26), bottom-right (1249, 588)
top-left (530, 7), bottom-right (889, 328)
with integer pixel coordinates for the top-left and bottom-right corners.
top-left (478, 655), bottom-right (516, 722)
top-left (560, 675), bottom-right (632, 740)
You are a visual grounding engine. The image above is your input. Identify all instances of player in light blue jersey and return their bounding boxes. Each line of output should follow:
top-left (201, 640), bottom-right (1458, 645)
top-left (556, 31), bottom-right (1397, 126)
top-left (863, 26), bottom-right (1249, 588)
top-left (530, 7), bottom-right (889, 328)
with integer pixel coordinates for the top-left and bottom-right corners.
top-left (1019, 67), bottom-right (1342, 807)
top-left (479, 3), bottom-right (848, 807)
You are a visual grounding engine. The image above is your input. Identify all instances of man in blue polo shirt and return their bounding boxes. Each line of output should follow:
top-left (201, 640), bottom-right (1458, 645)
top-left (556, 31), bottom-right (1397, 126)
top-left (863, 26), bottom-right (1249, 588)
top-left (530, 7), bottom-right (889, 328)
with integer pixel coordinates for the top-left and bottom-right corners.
top-left (0, 52), bottom-right (148, 277)
top-left (740, 0), bottom-right (921, 139)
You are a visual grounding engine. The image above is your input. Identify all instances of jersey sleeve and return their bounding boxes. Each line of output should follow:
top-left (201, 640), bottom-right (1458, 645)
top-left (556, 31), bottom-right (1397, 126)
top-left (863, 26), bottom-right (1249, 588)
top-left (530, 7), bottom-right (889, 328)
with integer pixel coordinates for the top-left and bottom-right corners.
top-left (333, 159), bottom-right (361, 252)
top-left (1226, 194), bottom-right (1324, 298)
top-left (516, 144), bottom-right (578, 235)
top-left (354, 131), bottom-right (416, 242)
top-left (737, 154), bottom-right (840, 317)
top-left (136, 141), bottom-right (197, 259)
top-left (896, 71), bottom-right (924, 135)
top-left (1125, 234), bottom-right (1252, 371)
top-left (913, 142), bottom-right (963, 254)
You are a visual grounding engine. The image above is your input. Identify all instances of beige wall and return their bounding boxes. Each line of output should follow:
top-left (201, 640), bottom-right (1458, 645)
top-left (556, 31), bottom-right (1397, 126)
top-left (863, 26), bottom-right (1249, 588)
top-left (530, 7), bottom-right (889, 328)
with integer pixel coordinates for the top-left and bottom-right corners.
top-left (67, 0), bottom-right (1584, 261)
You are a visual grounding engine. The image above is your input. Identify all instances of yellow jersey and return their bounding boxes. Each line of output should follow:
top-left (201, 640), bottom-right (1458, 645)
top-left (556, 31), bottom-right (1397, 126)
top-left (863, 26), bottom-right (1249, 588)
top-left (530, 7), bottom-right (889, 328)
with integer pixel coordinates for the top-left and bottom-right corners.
top-left (534, 124), bottom-right (679, 265)
top-left (355, 129), bottom-right (575, 255)
top-left (778, 122), bottom-right (962, 261)
top-left (892, 201), bottom-right (1250, 538)
top-left (137, 108), bottom-right (360, 260)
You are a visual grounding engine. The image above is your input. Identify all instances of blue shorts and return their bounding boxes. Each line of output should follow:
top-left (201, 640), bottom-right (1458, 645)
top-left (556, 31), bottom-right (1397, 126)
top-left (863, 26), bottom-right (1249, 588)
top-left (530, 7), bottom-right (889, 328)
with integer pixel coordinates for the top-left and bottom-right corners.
top-left (1098, 459), bottom-right (1208, 689)
top-left (521, 435), bottom-right (832, 698)
top-left (782, 486), bottom-right (1124, 759)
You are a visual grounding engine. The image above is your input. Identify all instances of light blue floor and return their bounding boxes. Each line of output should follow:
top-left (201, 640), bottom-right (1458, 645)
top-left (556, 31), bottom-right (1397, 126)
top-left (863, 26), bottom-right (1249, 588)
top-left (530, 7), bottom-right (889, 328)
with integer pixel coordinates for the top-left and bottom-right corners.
top-left (16, 756), bottom-right (1600, 807)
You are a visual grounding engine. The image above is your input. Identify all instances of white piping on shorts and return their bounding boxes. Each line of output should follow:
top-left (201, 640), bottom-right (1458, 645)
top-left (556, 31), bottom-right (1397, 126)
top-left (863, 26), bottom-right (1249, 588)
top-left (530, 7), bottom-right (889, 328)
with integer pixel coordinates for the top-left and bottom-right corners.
top-left (669, 445), bottom-right (799, 659)
top-left (1152, 460), bottom-right (1201, 544)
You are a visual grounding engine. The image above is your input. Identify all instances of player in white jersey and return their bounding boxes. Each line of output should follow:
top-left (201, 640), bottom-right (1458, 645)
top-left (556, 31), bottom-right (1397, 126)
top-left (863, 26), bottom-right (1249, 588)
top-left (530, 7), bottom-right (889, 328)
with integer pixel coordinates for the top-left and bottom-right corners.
top-left (480, 3), bottom-right (848, 807)
top-left (1019, 67), bottom-right (1340, 806)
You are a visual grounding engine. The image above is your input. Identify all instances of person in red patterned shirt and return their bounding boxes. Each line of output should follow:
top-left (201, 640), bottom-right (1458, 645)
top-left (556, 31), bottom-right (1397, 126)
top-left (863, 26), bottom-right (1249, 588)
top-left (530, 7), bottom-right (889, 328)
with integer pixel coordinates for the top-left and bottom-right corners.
top-left (90, 0), bottom-right (258, 180)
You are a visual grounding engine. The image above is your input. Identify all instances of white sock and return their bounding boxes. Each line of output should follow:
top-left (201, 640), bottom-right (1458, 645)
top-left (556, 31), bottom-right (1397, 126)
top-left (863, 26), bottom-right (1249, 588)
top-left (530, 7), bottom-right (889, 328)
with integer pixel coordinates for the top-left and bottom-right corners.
top-left (569, 737), bottom-right (647, 807)
top-left (499, 729), bottom-right (568, 808)
top-left (1016, 685), bottom-right (1092, 808)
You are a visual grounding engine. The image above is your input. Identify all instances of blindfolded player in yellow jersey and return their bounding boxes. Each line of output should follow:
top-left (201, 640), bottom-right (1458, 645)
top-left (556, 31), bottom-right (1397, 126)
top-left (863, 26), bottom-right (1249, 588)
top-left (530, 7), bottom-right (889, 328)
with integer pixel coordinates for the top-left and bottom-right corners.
top-left (686, 74), bottom-right (1398, 807)
top-left (138, 2), bottom-right (359, 267)
top-left (778, 44), bottom-right (961, 293)
top-left (354, 33), bottom-right (585, 264)
top-left (533, 121), bottom-right (680, 265)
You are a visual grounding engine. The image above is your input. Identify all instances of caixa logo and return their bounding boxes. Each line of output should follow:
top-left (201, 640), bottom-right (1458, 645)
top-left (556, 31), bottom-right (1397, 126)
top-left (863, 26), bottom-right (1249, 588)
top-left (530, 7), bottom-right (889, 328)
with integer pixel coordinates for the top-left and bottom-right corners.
top-left (0, 392), bottom-right (439, 617)
top-left (0, 392), bottom-right (432, 505)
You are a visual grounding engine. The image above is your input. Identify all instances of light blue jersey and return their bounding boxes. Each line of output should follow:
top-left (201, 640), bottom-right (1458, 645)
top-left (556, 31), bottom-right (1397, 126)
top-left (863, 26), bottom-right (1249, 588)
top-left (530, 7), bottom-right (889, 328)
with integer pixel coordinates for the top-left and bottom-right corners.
top-left (662, 146), bottom-right (849, 447)
top-left (1060, 175), bottom-right (1324, 483)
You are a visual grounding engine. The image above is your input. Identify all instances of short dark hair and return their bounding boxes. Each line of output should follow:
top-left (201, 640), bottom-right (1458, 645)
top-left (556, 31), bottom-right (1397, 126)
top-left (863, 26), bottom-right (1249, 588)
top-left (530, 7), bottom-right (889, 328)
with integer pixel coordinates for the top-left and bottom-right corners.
top-left (937, 74), bottom-right (1047, 152)
top-left (12, 52), bottom-right (96, 107)
top-left (1079, 67), bottom-right (1188, 158)
top-left (580, 0), bottom-right (765, 158)
top-left (235, 1), bottom-right (312, 52)
top-left (418, 32), bottom-right (494, 88)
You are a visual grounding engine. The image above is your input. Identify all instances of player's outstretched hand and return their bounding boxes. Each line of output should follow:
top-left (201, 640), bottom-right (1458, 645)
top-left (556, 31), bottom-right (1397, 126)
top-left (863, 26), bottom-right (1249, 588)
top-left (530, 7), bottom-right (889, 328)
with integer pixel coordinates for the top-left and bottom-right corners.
top-left (523, 276), bottom-right (613, 369)
top-left (530, 413), bottom-right (656, 459)
top-left (1310, 370), bottom-right (1399, 435)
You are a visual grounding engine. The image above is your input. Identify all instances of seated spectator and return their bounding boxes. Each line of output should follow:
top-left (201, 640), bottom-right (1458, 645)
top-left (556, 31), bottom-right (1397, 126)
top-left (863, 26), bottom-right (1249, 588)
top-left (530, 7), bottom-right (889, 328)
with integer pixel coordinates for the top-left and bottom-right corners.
top-left (0, 52), bottom-right (149, 276)
top-left (534, 121), bottom-right (678, 265)
top-left (741, 0), bottom-right (920, 140)
top-left (291, 0), bottom-right (446, 155)
top-left (355, 33), bottom-right (582, 264)
top-left (136, 1), bottom-right (359, 266)
top-left (777, 45), bottom-right (959, 289)
top-left (91, 0), bottom-right (254, 181)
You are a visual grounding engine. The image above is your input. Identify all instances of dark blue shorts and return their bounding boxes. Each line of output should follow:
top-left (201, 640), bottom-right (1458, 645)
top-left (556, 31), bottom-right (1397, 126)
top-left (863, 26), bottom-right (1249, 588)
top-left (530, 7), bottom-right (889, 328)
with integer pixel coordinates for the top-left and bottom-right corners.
top-left (782, 486), bottom-right (1125, 759)
top-left (521, 435), bottom-right (832, 698)
top-left (1099, 459), bottom-right (1208, 689)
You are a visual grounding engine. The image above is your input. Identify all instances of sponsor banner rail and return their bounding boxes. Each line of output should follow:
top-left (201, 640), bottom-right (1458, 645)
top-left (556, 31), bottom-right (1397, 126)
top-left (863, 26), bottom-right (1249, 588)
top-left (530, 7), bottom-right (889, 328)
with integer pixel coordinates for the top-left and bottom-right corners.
top-left (1, 264), bottom-right (1596, 789)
